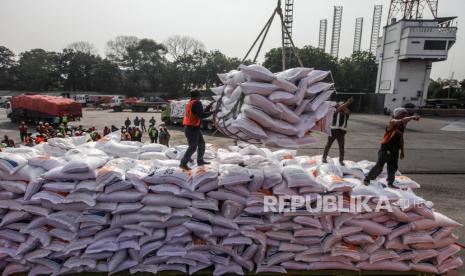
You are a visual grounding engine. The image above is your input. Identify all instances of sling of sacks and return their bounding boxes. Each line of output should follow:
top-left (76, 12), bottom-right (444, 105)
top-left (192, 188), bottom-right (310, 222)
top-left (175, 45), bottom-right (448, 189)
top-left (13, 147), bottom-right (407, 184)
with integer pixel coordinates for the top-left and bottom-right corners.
top-left (0, 135), bottom-right (462, 275)
top-left (212, 64), bottom-right (336, 148)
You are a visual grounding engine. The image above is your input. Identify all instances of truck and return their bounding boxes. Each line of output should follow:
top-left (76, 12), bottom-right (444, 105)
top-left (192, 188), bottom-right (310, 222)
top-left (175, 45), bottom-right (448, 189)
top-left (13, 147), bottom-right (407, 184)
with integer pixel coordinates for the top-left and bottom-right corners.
top-left (161, 99), bottom-right (215, 130)
top-left (7, 94), bottom-right (82, 123)
top-left (111, 96), bottom-right (166, 112)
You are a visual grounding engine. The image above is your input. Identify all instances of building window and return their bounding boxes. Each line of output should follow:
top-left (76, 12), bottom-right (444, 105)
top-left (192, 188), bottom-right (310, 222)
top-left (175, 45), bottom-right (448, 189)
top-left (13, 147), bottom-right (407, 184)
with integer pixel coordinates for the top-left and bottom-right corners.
top-left (424, 40), bottom-right (447, 50)
top-left (411, 41), bottom-right (421, 44)
top-left (400, 78), bottom-right (408, 82)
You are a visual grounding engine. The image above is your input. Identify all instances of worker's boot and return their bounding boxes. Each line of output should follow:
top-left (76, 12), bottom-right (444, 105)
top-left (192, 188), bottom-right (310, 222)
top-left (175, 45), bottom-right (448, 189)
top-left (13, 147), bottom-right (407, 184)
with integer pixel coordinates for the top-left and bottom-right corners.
top-left (179, 163), bottom-right (191, 171)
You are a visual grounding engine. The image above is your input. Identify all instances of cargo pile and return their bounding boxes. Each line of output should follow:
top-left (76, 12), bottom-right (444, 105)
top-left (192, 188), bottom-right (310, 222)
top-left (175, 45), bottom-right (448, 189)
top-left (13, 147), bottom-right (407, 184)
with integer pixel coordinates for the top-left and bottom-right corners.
top-left (212, 64), bottom-right (335, 148)
top-left (0, 135), bottom-right (462, 275)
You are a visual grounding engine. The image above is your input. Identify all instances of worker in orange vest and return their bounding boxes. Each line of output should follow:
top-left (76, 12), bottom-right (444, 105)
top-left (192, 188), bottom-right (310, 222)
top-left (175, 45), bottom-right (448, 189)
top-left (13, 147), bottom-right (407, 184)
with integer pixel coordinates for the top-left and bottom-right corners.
top-left (364, 108), bottom-right (420, 188)
top-left (180, 90), bottom-right (214, 170)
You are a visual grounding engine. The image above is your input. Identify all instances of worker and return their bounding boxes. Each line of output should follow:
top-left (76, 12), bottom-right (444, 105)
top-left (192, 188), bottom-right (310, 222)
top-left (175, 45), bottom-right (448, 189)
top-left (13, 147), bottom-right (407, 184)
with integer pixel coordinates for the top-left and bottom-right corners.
top-left (91, 131), bottom-right (102, 141)
top-left (124, 117), bottom-right (131, 128)
top-left (364, 108), bottom-right (420, 188)
top-left (35, 134), bottom-right (46, 144)
top-left (24, 133), bottom-right (34, 146)
top-left (179, 90), bottom-right (213, 170)
top-left (122, 131), bottom-right (132, 141)
top-left (133, 128), bottom-right (142, 142)
top-left (148, 124), bottom-right (158, 143)
top-left (61, 114), bottom-right (69, 127)
top-left (57, 123), bottom-right (66, 136)
top-left (53, 116), bottom-right (60, 126)
top-left (149, 116), bottom-right (156, 126)
top-left (36, 122), bottom-right (45, 134)
top-left (158, 123), bottom-right (170, 147)
top-left (1, 135), bottom-right (15, 148)
top-left (103, 126), bottom-right (111, 136)
top-left (18, 121), bottom-right (28, 143)
top-left (322, 97), bottom-right (354, 165)
top-left (134, 116), bottom-right (140, 127)
top-left (140, 117), bottom-right (146, 132)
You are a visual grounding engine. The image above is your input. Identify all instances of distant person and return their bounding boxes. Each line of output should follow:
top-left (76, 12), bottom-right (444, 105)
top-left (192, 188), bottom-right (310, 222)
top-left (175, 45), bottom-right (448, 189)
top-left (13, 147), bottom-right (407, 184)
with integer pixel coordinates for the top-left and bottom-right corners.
top-left (91, 131), bottom-right (102, 141)
top-left (24, 133), bottom-right (34, 146)
top-left (18, 121), bottom-right (28, 143)
top-left (159, 123), bottom-right (171, 147)
top-left (1, 135), bottom-right (15, 148)
top-left (36, 122), bottom-right (45, 134)
top-left (103, 126), bottom-right (111, 136)
top-left (124, 117), bottom-right (131, 128)
top-left (61, 114), bottom-right (69, 127)
top-left (122, 131), bottom-right (131, 141)
top-left (111, 125), bottom-right (118, 132)
top-left (35, 134), bottom-right (46, 144)
top-left (149, 116), bottom-right (156, 126)
top-left (133, 128), bottom-right (142, 142)
top-left (140, 117), bottom-right (146, 132)
top-left (134, 116), bottom-right (140, 127)
top-left (364, 108), bottom-right (420, 188)
top-left (322, 97), bottom-right (354, 165)
top-left (148, 124), bottom-right (158, 143)
top-left (179, 90), bottom-right (213, 170)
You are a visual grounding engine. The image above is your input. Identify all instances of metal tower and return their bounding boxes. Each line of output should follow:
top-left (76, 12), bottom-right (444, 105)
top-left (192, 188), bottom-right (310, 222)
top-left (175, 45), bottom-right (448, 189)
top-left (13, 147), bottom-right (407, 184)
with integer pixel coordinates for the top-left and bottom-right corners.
top-left (370, 5), bottom-right (383, 54)
top-left (330, 6), bottom-right (343, 58)
top-left (318, 19), bottom-right (328, 51)
top-left (283, 0), bottom-right (294, 49)
top-left (353, 17), bottom-right (363, 52)
top-left (387, 0), bottom-right (438, 22)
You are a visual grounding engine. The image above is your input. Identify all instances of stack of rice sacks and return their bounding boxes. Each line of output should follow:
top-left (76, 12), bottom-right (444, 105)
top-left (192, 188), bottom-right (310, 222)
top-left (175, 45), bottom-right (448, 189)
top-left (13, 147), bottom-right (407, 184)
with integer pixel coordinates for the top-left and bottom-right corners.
top-left (212, 64), bottom-right (336, 148)
top-left (0, 135), bottom-right (462, 275)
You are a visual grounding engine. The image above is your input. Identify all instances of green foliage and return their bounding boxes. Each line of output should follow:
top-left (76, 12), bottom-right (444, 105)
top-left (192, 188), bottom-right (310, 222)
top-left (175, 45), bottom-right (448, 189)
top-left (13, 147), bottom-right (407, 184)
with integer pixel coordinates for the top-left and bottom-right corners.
top-left (263, 46), bottom-right (376, 92)
top-left (0, 46), bottom-right (16, 89)
top-left (0, 42), bottom-right (379, 96)
top-left (15, 49), bottom-right (61, 91)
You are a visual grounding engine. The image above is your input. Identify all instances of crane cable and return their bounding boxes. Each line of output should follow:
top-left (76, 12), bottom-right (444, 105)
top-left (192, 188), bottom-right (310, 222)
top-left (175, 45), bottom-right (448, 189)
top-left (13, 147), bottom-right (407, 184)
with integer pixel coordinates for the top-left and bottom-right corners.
top-left (241, 0), bottom-right (303, 69)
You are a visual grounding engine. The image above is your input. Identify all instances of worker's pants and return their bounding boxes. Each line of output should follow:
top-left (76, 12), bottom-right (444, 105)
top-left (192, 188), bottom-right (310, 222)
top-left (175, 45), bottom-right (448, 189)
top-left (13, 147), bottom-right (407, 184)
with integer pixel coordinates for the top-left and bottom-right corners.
top-left (322, 129), bottom-right (346, 162)
top-left (20, 132), bottom-right (27, 143)
top-left (364, 149), bottom-right (399, 186)
top-left (141, 124), bottom-right (146, 132)
top-left (150, 137), bottom-right (157, 143)
top-left (181, 126), bottom-right (205, 166)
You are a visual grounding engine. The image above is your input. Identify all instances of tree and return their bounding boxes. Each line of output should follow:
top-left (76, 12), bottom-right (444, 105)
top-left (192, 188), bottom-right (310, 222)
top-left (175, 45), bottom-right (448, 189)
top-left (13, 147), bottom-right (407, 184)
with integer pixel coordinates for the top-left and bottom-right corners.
top-left (91, 58), bottom-right (122, 92)
top-left (164, 35), bottom-right (205, 61)
top-left (428, 78), bottom-right (443, 98)
top-left (123, 39), bottom-right (167, 91)
top-left (15, 49), bottom-right (61, 91)
top-left (106, 35), bottom-right (139, 66)
top-left (66, 41), bottom-right (98, 55)
top-left (338, 51), bottom-right (377, 92)
top-left (0, 46), bottom-right (16, 89)
top-left (60, 48), bottom-right (100, 91)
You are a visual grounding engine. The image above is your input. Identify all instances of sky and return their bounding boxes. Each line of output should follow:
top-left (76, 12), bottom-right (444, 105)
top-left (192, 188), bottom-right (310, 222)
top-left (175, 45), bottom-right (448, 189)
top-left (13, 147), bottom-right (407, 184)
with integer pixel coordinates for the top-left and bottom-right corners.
top-left (0, 0), bottom-right (462, 80)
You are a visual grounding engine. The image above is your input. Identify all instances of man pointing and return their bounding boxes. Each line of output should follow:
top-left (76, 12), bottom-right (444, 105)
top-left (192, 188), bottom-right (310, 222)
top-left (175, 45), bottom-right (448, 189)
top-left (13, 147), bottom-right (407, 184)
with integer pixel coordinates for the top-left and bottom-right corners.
top-left (180, 90), bottom-right (213, 170)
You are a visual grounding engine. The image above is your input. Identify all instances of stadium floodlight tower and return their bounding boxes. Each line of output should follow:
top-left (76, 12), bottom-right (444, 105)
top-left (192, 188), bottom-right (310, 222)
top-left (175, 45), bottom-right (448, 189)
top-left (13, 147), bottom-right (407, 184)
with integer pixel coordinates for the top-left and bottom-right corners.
top-left (375, 0), bottom-right (457, 113)
top-left (330, 6), bottom-right (343, 58)
top-left (353, 17), bottom-right (364, 52)
top-left (319, 19), bottom-right (328, 52)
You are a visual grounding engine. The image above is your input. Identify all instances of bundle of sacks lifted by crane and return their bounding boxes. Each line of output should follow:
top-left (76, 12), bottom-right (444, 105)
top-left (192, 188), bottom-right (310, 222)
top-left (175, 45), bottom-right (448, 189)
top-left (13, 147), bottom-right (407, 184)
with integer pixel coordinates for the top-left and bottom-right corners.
top-left (0, 135), bottom-right (462, 275)
top-left (212, 64), bottom-right (335, 148)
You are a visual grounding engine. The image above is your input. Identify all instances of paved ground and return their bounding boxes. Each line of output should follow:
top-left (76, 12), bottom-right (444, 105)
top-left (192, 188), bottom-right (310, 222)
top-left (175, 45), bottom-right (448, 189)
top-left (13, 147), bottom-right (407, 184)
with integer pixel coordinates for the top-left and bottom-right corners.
top-left (1, 108), bottom-right (464, 272)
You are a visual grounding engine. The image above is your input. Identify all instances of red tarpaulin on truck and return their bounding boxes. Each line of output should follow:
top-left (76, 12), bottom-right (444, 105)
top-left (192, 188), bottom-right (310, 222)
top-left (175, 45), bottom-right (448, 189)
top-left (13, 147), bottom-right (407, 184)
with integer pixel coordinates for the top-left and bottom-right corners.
top-left (11, 94), bottom-right (83, 117)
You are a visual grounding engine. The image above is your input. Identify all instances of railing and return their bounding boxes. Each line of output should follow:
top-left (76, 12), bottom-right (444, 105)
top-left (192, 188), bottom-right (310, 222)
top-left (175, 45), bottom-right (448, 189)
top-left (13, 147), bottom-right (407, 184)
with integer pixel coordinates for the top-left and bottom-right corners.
top-left (403, 26), bottom-right (457, 36)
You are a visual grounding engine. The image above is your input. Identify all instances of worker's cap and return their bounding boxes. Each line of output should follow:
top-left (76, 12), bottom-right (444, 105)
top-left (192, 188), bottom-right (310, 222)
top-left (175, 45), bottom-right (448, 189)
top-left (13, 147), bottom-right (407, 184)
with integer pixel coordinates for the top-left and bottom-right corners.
top-left (393, 107), bottom-right (408, 117)
top-left (190, 90), bottom-right (200, 98)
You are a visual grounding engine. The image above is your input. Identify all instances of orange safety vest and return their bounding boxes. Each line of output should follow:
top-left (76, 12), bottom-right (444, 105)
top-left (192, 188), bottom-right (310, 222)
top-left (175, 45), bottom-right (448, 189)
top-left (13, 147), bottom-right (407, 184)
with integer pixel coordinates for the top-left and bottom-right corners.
top-left (380, 124), bottom-right (403, 144)
top-left (183, 99), bottom-right (201, 127)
